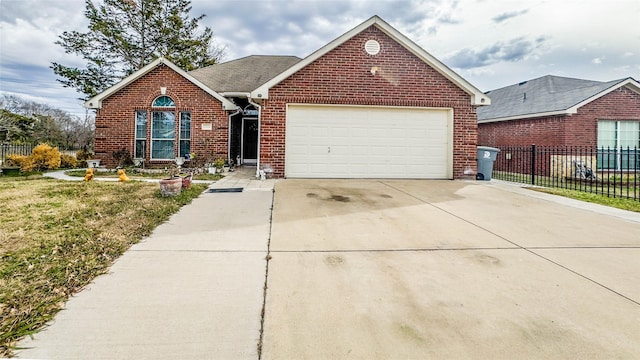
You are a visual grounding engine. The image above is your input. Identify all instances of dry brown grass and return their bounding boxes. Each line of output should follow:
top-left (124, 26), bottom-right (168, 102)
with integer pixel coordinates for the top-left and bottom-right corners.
top-left (0, 177), bottom-right (208, 356)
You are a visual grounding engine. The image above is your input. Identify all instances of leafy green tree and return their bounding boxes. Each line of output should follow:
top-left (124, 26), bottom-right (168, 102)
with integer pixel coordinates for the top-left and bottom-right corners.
top-left (0, 109), bottom-right (35, 143)
top-left (52, 0), bottom-right (225, 99)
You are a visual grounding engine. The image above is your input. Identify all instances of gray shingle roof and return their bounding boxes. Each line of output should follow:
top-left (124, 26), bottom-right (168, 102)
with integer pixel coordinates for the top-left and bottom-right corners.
top-left (189, 55), bottom-right (302, 93)
top-left (477, 75), bottom-right (625, 122)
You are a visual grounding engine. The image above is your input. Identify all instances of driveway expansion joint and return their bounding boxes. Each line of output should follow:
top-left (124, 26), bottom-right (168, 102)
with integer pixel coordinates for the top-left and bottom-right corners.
top-left (257, 189), bottom-right (275, 360)
top-left (380, 180), bottom-right (640, 307)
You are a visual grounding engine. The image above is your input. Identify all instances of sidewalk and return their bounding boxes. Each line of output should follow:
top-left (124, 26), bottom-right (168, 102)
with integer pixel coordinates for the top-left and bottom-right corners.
top-left (485, 179), bottom-right (640, 224)
top-left (17, 167), bottom-right (276, 359)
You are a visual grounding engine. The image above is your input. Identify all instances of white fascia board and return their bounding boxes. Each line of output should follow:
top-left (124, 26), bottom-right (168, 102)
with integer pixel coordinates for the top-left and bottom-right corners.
top-left (478, 78), bottom-right (640, 124)
top-left (84, 57), bottom-right (238, 111)
top-left (371, 18), bottom-right (490, 106)
top-left (220, 92), bottom-right (250, 98)
top-left (569, 78), bottom-right (640, 112)
top-left (250, 15), bottom-right (490, 106)
top-left (174, 64), bottom-right (238, 111)
top-left (84, 58), bottom-right (164, 109)
top-left (477, 109), bottom-right (575, 124)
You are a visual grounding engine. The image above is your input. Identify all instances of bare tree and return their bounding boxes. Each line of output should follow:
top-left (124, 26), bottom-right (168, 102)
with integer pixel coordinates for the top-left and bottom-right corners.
top-left (0, 95), bottom-right (94, 149)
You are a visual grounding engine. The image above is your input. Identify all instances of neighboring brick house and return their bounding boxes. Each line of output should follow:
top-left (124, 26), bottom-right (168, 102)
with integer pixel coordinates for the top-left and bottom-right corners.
top-left (85, 16), bottom-right (490, 179)
top-left (477, 75), bottom-right (640, 169)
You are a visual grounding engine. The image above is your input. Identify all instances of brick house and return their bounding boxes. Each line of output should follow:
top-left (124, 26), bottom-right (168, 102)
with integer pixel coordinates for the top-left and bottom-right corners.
top-left (477, 75), bottom-right (640, 170)
top-left (85, 16), bottom-right (490, 179)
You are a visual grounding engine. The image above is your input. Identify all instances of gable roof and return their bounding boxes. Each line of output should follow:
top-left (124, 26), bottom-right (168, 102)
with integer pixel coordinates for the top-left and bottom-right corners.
top-left (189, 55), bottom-right (302, 94)
top-left (84, 57), bottom-right (237, 110)
top-left (477, 75), bottom-right (640, 123)
top-left (250, 15), bottom-right (490, 106)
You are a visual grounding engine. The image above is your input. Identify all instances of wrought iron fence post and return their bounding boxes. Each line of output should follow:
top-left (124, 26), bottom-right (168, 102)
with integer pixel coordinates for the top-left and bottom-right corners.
top-left (530, 144), bottom-right (536, 185)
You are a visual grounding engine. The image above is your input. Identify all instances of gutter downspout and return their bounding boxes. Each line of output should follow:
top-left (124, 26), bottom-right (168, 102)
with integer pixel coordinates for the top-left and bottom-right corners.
top-left (248, 96), bottom-right (262, 179)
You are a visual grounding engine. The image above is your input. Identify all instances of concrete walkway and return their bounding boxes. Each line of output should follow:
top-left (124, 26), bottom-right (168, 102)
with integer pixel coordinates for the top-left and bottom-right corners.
top-left (44, 168), bottom-right (203, 184)
top-left (16, 167), bottom-right (276, 359)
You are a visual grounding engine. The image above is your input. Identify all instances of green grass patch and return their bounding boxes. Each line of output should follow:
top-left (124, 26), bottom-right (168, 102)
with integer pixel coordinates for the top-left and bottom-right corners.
top-left (0, 177), bottom-right (208, 356)
top-left (529, 187), bottom-right (640, 212)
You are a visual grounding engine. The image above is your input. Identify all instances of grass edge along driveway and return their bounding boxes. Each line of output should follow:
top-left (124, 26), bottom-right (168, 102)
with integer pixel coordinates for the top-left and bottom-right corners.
top-left (0, 177), bottom-right (207, 357)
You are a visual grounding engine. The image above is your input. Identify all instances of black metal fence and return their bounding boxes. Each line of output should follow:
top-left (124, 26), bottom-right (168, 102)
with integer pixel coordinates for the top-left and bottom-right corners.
top-left (493, 145), bottom-right (639, 201)
top-left (1, 143), bottom-right (34, 165)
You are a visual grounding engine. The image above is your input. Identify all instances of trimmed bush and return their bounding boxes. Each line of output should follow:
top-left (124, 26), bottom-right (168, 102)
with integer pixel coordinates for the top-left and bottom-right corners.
top-left (60, 154), bottom-right (78, 169)
top-left (4, 154), bottom-right (28, 168)
top-left (22, 144), bottom-right (61, 172)
top-left (76, 149), bottom-right (93, 161)
top-left (112, 148), bottom-right (133, 167)
top-left (76, 149), bottom-right (93, 168)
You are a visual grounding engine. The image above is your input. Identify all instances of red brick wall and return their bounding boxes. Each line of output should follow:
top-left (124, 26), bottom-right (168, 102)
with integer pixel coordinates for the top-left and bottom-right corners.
top-left (261, 26), bottom-right (479, 179)
top-left (94, 64), bottom-right (228, 167)
top-left (563, 87), bottom-right (640, 147)
top-left (478, 115), bottom-right (566, 147)
top-left (478, 86), bottom-right (640, 148)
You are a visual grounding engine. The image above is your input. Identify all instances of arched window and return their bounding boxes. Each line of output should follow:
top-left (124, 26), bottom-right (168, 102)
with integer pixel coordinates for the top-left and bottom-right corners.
top-left (152, 95), bottom-right (175, 107)
top-left (150, 95), bottom-right (177, 159)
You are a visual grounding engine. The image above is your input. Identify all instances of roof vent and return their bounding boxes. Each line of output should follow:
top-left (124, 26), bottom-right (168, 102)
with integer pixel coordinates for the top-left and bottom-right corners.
top-left (518, 81), bottom-right (528, 86)
top-left (364, 40), bottom-right (380, 55)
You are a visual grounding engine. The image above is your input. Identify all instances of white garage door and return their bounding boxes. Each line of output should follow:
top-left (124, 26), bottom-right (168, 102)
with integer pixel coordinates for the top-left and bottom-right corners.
top-left (285, 104), bottom-right (452, 179)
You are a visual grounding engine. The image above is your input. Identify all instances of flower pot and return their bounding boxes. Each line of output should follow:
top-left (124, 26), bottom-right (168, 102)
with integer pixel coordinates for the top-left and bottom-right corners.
top-left (133, 158), bottom-right (144, 167)
top-left (159, 177), bottom-right (182, 196)
top-left (86, 159), bottom-right (101, 168)
top-left (182, 174), bottom-right (192, 189)
top-left (1, 167), bottom-right (21, 176)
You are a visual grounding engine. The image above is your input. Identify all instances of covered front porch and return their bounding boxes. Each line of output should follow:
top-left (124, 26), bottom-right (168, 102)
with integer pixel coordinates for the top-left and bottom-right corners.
top-left (228, 100), bottom-right (259, 167)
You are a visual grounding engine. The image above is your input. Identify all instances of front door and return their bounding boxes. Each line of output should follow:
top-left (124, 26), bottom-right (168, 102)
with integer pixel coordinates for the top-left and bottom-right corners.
top-left (242, 118), bottom-right (258, 164)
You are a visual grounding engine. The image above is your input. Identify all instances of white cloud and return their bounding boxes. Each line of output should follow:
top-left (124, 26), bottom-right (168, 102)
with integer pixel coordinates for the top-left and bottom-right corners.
top-left (0, 0), bottom-right (639, 112)
top-left (492, 9), bottom-right (528, 23)
top-left (1, 18), bottom-right (64, 67)
top-left (1, 0), bottom-right (86, 67)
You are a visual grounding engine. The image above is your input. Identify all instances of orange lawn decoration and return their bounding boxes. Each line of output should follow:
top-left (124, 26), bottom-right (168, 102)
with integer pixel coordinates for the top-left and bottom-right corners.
top-left (117, 169), bottom-right (130, 182)
top-left (84, 168), bottom-right (94, 182)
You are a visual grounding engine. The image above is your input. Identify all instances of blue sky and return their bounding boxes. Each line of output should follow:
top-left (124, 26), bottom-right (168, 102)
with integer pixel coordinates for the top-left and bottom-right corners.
top-left (1, 0), bottom-right (639, 118)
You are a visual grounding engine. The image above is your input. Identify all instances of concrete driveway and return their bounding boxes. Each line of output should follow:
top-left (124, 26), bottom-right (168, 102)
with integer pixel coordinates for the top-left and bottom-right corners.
top-left (262, 180), bottom-right (640, 359)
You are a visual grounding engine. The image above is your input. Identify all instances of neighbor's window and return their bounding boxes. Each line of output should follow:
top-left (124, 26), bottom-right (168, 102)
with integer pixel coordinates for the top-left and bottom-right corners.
top-left (151, 111), bottom-right (175, 159)
top-left (179, 112), bottom-right (191, 157)
top-left (597, 120), bottom-right (640, 170)
top-left (135, 111), bottom-right (147, 158)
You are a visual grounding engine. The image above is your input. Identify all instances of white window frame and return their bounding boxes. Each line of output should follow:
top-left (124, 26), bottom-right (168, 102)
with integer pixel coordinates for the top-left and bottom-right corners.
top-left (597, 120), bottom-right (640, 170)
top-left (134, 111), bottom-right (147, 159)
top-left (151, 111), bottom-right (176, 160)
top-left (179, 112), bottom-right (191, 158)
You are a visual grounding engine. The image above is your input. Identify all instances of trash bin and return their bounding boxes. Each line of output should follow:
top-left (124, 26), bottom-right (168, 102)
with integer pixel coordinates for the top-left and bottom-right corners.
top-left (476, 146), bottom-right (500, 181)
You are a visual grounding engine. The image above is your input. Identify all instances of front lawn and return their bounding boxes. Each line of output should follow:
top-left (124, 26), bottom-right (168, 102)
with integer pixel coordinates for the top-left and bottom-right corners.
top-left (0, 176), bottom-right (208, 356)
top-left (530, 187), bottom-right (640, 212)
top-left (64, 169), bottom-right (224, 181)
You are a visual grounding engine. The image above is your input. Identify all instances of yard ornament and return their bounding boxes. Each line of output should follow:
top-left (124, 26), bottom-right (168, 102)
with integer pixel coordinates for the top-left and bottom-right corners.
top-left (84, 168), bottom-right (94, 182)
top-left (117, 169), bottom-right (130, 182)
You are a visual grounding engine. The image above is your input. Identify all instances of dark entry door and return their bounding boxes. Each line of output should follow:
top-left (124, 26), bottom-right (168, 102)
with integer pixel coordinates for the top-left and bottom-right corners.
top-left (242, 118), bottom-right (258, 164)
